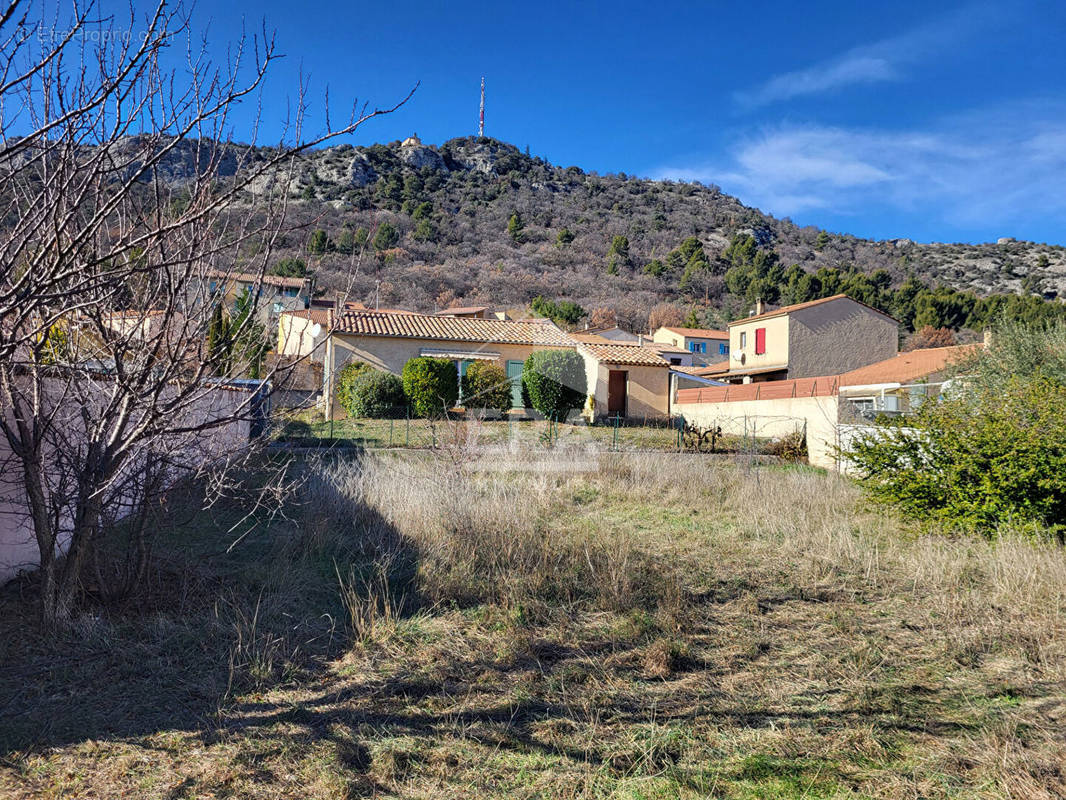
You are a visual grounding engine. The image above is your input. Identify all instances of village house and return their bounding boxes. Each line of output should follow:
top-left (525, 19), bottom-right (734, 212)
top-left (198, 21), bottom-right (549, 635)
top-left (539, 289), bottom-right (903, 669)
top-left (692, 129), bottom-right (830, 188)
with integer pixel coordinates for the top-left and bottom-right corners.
top-left (674, 343), bottom-right (976, 470)
top-left (704, 294), bottom-right (899, 383)
top-left (205, 270), bottom-right (313, 327)
top-left (651, 326), bottom-right (729, 365)
top-left (322, 309), bottom-right (575, 418)
top-left (575, 341), bottom-right (672, 418)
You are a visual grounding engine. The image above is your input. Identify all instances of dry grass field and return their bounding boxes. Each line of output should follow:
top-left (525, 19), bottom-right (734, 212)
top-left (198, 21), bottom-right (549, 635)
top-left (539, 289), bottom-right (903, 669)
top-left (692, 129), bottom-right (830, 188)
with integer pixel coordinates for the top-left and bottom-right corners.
top-left (2, 448), bottom-right (1065, 799)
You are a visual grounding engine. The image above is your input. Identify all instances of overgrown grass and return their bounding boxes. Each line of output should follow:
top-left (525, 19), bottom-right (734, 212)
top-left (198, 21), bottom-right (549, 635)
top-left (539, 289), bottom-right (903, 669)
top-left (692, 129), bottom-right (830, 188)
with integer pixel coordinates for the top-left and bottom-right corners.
top-left (2, 449), bottom-right (1065, 798)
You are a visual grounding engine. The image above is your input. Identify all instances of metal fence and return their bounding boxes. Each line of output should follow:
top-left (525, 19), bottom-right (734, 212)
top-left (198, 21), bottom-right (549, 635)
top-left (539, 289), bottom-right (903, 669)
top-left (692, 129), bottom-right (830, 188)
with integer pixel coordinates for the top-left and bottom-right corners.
top-left (271, 407), bottom-right (808, 458)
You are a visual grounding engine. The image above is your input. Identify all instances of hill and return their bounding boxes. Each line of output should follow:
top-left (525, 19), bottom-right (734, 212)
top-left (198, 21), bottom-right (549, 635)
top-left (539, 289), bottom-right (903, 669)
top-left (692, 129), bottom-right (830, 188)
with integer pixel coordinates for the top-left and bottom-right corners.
top-left (230, 135), bottom-right (1066, 332)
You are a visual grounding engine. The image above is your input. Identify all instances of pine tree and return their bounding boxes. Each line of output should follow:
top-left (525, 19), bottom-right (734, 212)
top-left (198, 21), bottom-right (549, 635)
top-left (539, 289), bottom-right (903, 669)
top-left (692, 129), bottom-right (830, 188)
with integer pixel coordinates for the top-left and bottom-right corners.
top-left (507, 212), bottom-right (525, 244)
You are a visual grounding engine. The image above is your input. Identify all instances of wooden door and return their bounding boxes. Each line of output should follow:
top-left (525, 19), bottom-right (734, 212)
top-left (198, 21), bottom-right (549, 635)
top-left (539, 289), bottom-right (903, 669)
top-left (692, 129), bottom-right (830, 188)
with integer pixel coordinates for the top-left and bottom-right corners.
top-left (607, 370), bottom-right (627, 416)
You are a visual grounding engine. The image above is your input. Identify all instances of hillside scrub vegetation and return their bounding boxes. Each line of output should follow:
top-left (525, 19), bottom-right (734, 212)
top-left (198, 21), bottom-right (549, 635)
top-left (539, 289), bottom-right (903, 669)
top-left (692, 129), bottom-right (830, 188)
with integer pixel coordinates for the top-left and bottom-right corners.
top-left (3, 449), bottom-right (1066, 798)
top-left (846, 320), bottom-right (1066, 534)
top-left (199, 136), bottom-right (1066, 333)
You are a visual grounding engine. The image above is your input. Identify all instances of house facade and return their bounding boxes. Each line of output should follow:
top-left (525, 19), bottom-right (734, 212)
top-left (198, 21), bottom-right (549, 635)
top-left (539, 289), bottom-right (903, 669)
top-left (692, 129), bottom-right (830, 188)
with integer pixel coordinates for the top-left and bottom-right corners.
top-left (714, 294), bottom-right (899, 383)
top-left (322, 310), bottom-right (574, 418)
top-left (651, 326), bottom-right (729, 365)
top-left (206, 271), bottom-right (313, 328)
top-left (577, 341), bottom-right (672, 419)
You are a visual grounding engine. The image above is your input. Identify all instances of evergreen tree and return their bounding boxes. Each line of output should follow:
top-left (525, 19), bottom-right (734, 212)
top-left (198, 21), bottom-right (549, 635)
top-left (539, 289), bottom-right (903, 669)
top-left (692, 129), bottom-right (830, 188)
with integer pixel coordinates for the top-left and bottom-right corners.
top-left (507, 212), bottom-right (525, 244)
top-left (307, 229), bottom-right (330, 255)
top-left (555, 227), bottom-right (575, 248)
top-left (372, 221), bottom-right (400, 252)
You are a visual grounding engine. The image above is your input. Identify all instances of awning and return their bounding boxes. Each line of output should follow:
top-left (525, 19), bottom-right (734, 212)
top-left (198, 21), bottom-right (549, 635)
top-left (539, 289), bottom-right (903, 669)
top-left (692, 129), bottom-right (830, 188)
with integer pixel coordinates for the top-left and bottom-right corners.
top-left (419, 348), bottom-right (500, 361)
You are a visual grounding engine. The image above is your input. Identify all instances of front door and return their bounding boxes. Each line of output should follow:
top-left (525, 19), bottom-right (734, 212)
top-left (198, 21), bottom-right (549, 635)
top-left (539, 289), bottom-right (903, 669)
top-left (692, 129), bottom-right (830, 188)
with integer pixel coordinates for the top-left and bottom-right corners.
top-left (607, 370), bottom-right (627, 416)
top-left (506, 360), bottom-right (525, 408)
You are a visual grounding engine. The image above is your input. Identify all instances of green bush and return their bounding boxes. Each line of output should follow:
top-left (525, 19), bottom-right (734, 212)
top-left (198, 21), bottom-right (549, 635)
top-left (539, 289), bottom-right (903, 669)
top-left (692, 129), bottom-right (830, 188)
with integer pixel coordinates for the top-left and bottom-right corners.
top-left (845, 377), bottom-right (1066, 534)
top-left (460, 361), bottom-right (512, 413)
top-left (335, 361), bottom-right (373, 417)
top-left (401, 357), bottom-right (459, 417)
top-left (347, 370), bottom-right (406, 418)
top-left (522, 350), bottom-right (586, 420)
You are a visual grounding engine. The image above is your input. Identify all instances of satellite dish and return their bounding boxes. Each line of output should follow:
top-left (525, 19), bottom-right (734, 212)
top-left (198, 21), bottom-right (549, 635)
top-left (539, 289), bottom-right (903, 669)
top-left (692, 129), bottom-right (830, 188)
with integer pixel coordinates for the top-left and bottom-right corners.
top-left (310, 323), bottom-right (322, 338)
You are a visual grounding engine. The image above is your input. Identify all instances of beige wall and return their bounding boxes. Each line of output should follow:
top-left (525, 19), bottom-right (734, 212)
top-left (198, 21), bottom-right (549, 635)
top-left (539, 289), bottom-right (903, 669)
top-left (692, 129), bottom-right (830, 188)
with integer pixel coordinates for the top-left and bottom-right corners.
top-left (583, 358), bottom-right (670, 419)
top-left (651, 328), bottom-right (726, 365)
top-left (277, 314), bottom-right (325, 360)
top-left (1, 381), bottom-right (252, 585)
top-left (788, 301), bottom-right (898, 378)
top-left (676, 394), bottom-right (841, 469)
top-left (324, 333), bottom-right (572, 418)
top-left (730, 314), bottom-right (790, 372)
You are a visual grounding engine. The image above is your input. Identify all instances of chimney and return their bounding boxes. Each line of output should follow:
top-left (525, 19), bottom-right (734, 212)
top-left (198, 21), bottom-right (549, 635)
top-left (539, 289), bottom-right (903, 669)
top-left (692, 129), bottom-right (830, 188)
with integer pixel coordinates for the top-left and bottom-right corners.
top-left (755, 297), bottom-right (765, 316)
top-left (638, 334), bottom-right (644, 346)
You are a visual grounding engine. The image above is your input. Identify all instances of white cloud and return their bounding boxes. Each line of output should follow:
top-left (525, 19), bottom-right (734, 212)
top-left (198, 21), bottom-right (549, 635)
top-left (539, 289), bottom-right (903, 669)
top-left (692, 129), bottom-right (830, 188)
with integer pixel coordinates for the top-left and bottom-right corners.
top-left (735, 5), bottom-right (997, 108)
top-left (653, 108), bottom-right (1066, 231)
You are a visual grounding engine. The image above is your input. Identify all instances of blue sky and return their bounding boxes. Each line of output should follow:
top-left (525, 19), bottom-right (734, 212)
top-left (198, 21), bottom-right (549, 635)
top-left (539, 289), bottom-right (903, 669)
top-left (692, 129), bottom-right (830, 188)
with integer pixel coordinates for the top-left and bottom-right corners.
top-left (96, 0), bottom-right (1066, 244)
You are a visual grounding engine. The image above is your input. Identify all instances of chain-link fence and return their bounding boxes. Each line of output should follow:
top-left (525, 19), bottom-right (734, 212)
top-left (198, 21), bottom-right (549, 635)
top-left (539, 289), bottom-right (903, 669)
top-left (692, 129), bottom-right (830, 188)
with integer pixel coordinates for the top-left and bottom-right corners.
top-left (271, 407), bottom-right (806, 459)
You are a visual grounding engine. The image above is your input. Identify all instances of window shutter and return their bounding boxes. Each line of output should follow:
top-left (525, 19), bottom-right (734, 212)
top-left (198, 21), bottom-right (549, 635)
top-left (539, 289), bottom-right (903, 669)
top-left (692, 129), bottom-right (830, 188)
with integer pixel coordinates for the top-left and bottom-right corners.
top-left (755, 327), bottom-right (766, 355)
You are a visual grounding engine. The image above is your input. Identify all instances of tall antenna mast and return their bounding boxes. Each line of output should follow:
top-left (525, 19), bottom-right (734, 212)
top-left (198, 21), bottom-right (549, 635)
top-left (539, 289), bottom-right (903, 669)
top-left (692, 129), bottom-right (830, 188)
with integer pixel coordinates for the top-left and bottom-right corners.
top-left (478, 77), bottom-right (485, 137)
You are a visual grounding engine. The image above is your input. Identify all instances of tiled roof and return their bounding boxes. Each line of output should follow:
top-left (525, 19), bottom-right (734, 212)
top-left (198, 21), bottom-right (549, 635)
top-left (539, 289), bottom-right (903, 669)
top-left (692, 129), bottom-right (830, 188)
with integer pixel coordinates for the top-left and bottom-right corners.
top-left (676, 376), bottom-right (842, 405)
top-left (693, 361), bottom-right (730, 375)
top-left (675, 345), bottom-right (979, 406)
top-left (569, 332), bottom-right (613, 343)
top-left (642, 341), bottom-right (689, 355)
top-left (333, 310), bottom-right (573, 346)
top-left (729, 294), bottom-right (898, 326)
top-left (660, 326), bottom-right (728, 339)
top-left (838, 345), bottom-right (977, 386)
top-left (280, 308), bottom-right (333, 326)
top-left (208, 270), bottom-right (310, 289)
top-left (578, 342), bottom-right (669, 367)
top-left (435, 306), bottom-right (489, 315)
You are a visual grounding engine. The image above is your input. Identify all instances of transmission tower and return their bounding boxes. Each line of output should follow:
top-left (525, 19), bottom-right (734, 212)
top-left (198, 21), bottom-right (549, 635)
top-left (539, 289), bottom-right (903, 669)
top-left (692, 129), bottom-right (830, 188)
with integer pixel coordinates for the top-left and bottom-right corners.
top-left (478, 77), bottom-right (485, 137)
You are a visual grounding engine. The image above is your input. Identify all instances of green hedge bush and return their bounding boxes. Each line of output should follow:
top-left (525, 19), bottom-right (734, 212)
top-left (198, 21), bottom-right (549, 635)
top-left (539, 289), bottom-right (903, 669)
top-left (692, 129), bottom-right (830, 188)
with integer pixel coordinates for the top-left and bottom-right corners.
top-left (347, 369), bottom-right (406, 418)
top-left (401, 357), bottom-right (459, 417)
top-left (336, 361), bottom-right (373, 417)
top-left (845, 377), bottom-right (1066, 534)
top-left (460, 361), bottom-right (512, 413)
top-left (522, 350), bottom-right (585, 419)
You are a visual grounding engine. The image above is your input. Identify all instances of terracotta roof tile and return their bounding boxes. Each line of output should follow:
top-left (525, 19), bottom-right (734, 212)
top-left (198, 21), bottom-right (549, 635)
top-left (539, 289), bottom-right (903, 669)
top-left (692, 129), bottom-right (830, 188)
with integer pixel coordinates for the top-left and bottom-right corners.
top-left (435, 306), bottom-right (489, 315)
top-left (208, 270), bottom-right (310, 289)
top-left (333, 310), bottom-right (572, 347)
top-left (728, 293), bottom-right (898, 326)
top-left (838, 345), bottom-right (977, 386)
top-left (660, 326), bottom-right (728, 339)
top-left (578, 342), bottom-right (669, 367)
top-left (280, 308), bottom-right (333, 326)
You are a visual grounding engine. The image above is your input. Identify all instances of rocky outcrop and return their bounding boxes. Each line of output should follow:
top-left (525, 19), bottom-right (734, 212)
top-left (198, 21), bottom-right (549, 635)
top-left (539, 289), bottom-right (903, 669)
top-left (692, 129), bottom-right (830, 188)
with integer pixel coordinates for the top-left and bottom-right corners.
top-left (399, 143), bottom-right (447, 172)
top-left (348, 151), bottom-right (378, 187)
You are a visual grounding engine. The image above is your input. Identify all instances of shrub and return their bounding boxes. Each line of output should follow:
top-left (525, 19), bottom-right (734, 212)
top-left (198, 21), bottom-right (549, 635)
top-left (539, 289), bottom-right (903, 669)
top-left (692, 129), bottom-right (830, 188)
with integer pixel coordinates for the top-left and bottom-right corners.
top-left (763, 430), bottom-right (808, 462)
top-left (347, 370), bottom-right (406, 418)
top-left (336, 361), bottom-right (373, 417)
top-left (401, 357), bottom-right (459, 417)
top-left (522, 350), bottom-right (586, 420)
top-left (460, 361), bottom-right (512, 413)
top-left (845, 377), bottom-right (1066, 533)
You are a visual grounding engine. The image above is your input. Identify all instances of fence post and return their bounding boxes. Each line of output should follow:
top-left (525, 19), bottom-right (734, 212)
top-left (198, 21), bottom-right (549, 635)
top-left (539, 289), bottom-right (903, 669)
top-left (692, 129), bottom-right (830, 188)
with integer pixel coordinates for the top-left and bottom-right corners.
top-left (389, 417), bottom-right (394, 448)
top-left (405, 408), bottom-right (410, 447)
top-left (612, 414), bottom-right (619, 451)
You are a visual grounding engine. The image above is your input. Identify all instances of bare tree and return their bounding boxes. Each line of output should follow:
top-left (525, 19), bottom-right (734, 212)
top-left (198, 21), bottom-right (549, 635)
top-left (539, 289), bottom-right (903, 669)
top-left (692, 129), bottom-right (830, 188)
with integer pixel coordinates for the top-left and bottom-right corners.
top-left (0, 1), bottom-right (412, 626)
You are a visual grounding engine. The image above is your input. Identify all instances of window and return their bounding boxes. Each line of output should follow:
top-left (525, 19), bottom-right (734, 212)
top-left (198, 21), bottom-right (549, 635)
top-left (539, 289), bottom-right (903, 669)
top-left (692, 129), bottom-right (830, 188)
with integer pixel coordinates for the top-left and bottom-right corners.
top-left (688, 341), bottom-right (706, 354)
top-left (669, 357), bottom-right (682, 366)
top-left (755, 327), bottom-right (766, 355)
top-left (740, 332), bottom-right (747, 349)
top-left (283, 286), bottom-right (300, 298)
top-left (718, 343), bottom-right (729, 355)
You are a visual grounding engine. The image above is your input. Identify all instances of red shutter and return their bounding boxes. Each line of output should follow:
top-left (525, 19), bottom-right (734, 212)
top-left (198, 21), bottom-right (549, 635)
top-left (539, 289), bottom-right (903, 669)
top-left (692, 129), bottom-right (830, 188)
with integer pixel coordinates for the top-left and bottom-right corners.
top-left (755, 327), bottom-right (766, 355)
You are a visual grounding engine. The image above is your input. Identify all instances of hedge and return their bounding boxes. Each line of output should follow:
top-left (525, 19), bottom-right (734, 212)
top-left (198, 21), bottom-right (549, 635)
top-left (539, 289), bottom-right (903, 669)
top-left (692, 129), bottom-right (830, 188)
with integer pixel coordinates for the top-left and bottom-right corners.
top-left (460, 361), bottom-right (512, 413)
top-left (401, 357), bottom-right (459, 417)
top-left (346, 369), bottom-right (406, 418)
top-left (336, 361), bottom-right (373, 417)
top-left (522, 350), bottom-right (586, 419)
